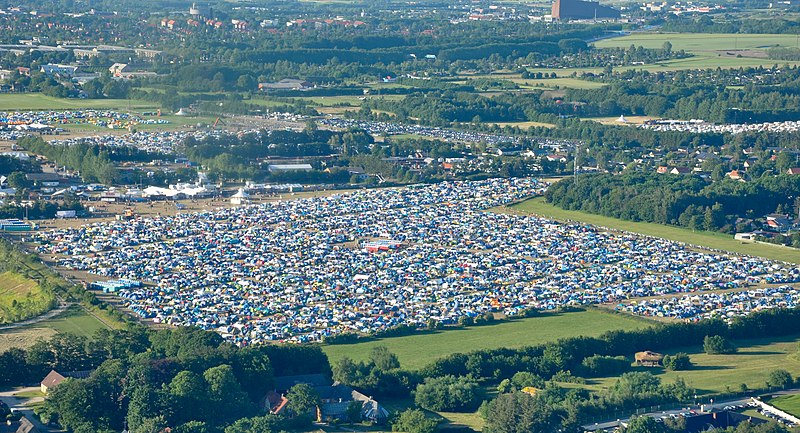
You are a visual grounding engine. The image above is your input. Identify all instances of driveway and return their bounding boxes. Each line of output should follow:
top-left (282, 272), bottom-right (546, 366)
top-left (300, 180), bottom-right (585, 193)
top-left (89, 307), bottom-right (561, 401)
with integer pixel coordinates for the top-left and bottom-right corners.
top-left (0, 386), bottom-right (54, 432)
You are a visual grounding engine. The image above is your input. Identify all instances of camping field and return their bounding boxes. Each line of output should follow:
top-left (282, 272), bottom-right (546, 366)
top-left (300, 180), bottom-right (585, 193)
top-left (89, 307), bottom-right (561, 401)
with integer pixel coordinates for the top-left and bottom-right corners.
top-left (505, 197), bottom-right (800, 264)
top-left (322, 309), bottom-right (654, 370)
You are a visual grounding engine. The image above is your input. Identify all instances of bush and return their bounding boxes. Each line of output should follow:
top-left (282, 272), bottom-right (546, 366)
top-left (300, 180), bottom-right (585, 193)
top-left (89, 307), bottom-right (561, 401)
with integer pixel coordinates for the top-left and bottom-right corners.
top-left (414, 375), bottom-right (483, 412)
top-left (391, 409), bottom-right (438, 433)
top-left (580, 355), bottom-right (631, 377)
top-left (767, 369), bottom-right (793, 389)
top-left (662, 353), bottom-right (692, 371)
top-left (703, 335), bottom-right (736, 354)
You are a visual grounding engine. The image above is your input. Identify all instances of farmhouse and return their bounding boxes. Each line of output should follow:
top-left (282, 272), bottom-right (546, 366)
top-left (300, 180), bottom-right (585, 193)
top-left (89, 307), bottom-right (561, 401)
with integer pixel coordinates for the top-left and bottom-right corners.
top-left (40, 369), bottom-right (92, 394)
top-left (634, 350), bottom-right (664, 367)
top-left (268, 374), bottom-right (389, 424)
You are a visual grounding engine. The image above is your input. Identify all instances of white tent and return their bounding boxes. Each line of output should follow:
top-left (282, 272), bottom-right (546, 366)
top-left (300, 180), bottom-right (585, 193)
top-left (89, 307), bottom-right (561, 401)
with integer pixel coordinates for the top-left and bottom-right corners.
top-left (230, 188), bottom-right (250, 205)
top-left (616, 115), bottom-right (628, 123)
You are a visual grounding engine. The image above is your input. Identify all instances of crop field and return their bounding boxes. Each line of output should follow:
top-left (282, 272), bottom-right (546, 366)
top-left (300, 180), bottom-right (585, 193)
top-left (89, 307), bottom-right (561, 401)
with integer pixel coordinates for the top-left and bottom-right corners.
top-left (0, 94), bottom-right (156, 111)
top-left (507, 197), bottom-right (800, 264)
top-left (322, 309), bottom-right (653, 370)
top-left (583, 335), bottom-right (800, 395)
top-left (0, 305), bottom-right (109, 351)
top-left (459, 75), bottom-right (605, 90)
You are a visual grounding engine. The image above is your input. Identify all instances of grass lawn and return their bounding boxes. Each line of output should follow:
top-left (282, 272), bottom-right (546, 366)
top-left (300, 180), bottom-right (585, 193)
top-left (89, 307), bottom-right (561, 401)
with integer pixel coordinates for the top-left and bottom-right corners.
top-left (0, 94), bottom-right (156, 111)
top-left (322, 309), bottom-right (653, 370)
top-left (506, 197), bottom-right (800, 264)
top-left (583, 335), bottom-right (800, 396)
top-left (13, 389), bottom-right (44, 399)
top-left (0, 305), bottom-right (109, 351)
top-left (769, 394), bottom-right (800, 417)
top-left (437, 411), bottom-right (485, 431)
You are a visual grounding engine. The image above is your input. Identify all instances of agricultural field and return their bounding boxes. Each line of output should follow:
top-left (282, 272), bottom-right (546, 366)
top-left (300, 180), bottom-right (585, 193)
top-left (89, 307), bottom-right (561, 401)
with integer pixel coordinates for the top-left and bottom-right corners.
top-left (459, 75), bottom-right (605, 90)
top-left (322, 309), bottom-right (653, 370)
top-left (0, 94), bottom-right (156, 111)
top-left (0, 305), bottom-right (109, 352)
top-left (593, 33), bottom-right (800, 53)
top-left (592, 32), bottom-right (800, 72)
top-left (583, 335), bottom-right (800, 396)
top-left (506, 197), bottom-right (800, 264)
top-left (0, 272), bottom-right (54, 324)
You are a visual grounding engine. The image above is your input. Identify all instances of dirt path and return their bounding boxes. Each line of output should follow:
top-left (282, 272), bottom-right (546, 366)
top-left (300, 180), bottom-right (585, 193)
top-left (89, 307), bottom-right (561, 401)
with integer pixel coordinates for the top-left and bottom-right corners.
top-left (0, 299), bottom-right (71, 331)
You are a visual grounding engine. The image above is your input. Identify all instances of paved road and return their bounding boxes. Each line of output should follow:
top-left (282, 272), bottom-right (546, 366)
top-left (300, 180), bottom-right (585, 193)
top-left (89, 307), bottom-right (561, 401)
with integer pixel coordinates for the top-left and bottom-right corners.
top-left (583, 396), bottom-right (757, 431)
top-left (0, 386), bottom-right (54, 432)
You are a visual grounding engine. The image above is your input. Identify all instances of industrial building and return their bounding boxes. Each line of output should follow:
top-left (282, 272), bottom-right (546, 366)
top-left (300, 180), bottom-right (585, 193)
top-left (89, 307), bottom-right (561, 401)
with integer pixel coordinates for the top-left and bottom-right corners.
top-left (551, 0), bottom-right (620, 20)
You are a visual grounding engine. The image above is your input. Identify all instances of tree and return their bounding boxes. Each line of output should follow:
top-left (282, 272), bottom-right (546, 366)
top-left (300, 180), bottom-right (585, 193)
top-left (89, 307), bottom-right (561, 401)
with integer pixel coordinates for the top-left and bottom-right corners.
top-left (346, 400), bottom-right (363, 423)
top-left (174, 421), bottom-right (212, 433)
top-left (0, 348), bottom-right (29, 386)
top-left (224, 414), bottom-right (285, 433)
top-left (766, 369), bottom-right (793, 389)
top-left (483, 392), bottom-right (556, 433)
top-left (286, 383), bottom-right (320, 425)
top-left (391, 409), bottom-right (438, 433)
top-left (203, 364), bottom-right (255, 424)
top-left (6, 171), bottom-right (30, 189)
top-left (414, 375), bottom-right (483, 412)
top-left (662, 41), bottom-right (673, 55)
top-left (624, 416), bottom-right (667, 433)
top-left (369, 346), bottom-right (400, 371)
top-left (662, 353), bottom-right (692, 371)
top-left (704, 335), bottom-right (736, 354)
top-left (237, 74), bottom-right (256, 91)
top-left (168, 370), bottom-right (207, 424)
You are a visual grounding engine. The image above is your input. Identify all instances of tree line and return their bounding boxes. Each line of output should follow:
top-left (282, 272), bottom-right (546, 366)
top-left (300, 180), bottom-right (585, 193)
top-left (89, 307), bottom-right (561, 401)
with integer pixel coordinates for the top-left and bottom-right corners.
top-left (545, 173), bottom-right (800, 234)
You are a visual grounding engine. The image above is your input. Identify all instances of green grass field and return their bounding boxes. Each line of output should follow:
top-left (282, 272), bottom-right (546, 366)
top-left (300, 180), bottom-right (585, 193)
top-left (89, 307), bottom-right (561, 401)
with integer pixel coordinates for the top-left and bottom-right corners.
top-left (594, 33), bottom-right (800, 52)
top-left (0, 94), bottom-right (156, 111)
top-left (323, 309), bottom-right (653, 370)
top-left (0, 271), bottom-right (39, 300)
top-left (589, 32), bottom-right (800, 73)
top-left (769, 394), bottom-right (800, 417)
top-left (507, 197), bottom-right (800, 264)
top-left (0, 305), bottom-right (109, 351)
top-left (0, 271), bottom-right (54, 324)
top-left (583, 335), bottom-right (800, 396)
top-left (459, 75), bottom-right (604, 90)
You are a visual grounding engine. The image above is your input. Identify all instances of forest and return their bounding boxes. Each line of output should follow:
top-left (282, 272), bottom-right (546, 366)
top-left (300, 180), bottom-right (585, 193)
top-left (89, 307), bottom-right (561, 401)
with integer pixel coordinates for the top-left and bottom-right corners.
top-left (545, 173), bottom-right (800, 234)
top-left (6, 306), bottom-right (800, 433)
